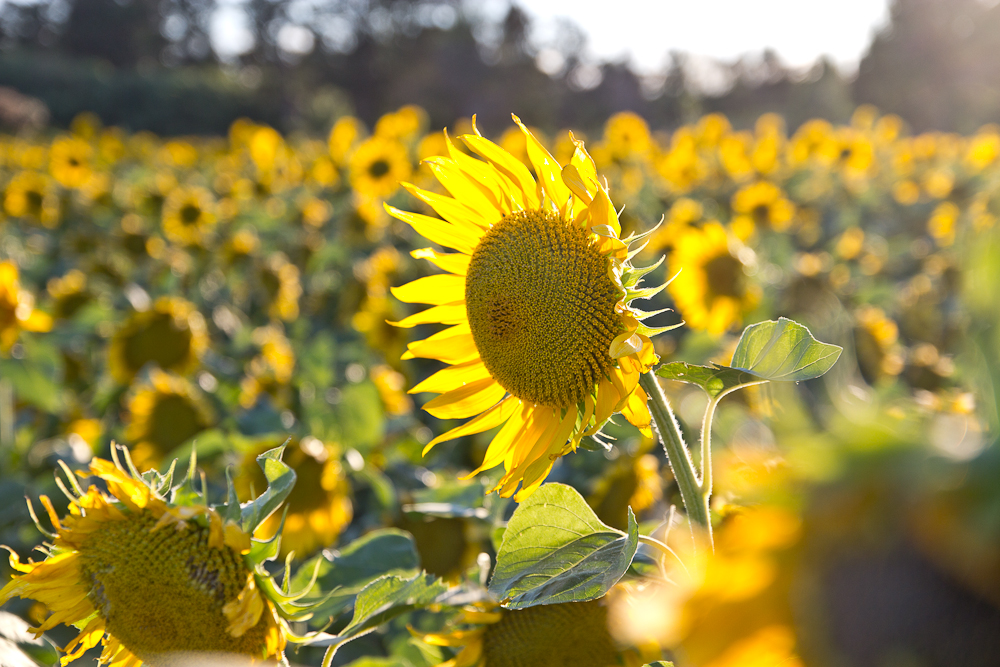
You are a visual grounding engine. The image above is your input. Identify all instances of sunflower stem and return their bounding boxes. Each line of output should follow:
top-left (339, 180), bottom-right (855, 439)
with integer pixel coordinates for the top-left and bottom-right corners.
top-left (639, 372), bottom-right (712, 541)
top-left (0, 378), bottom-right (13, 460)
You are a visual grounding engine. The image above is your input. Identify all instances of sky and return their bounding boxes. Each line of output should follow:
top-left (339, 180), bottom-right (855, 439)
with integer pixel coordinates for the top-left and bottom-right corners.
top-left (516, 0), bottom-right (893, 73)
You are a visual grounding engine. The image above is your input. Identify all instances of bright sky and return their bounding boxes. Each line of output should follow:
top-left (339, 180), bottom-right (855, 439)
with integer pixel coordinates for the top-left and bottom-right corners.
top-left (517, 0), bottom-right (892, 72)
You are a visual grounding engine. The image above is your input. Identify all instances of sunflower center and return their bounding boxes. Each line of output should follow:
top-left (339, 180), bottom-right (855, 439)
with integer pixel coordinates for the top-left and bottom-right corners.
top-left (482, 601), bottom-right (620, 667)
top-left (464, 209), bottom-right (622, 408)
top-left (368, 159), bottom-right (391, 178)
top-left (704, 254), bottom-right (744, 298)
top-left (121, 312), bottom-right (193, 375)
top-left (145, 393), bottom-right (208, 451)
top-left (180, 203), bottom-right (202, 225)
top-left (79, 510), bottom-right (271, 665)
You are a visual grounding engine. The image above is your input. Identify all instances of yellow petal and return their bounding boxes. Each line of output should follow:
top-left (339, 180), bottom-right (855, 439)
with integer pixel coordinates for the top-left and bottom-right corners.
top-left (513, 114), bottom-right (571, 209)
top-left (589, 184), bottom-right (622, 237)
top-left (423, 378), bottom-right (506, 419)
top-left (411, 248), bottom-right (471, 276)
top-left (424, 395), bottom-right (518, 454)
top-left (609, 331), bottom-right (643, 359)
top-left (561, 163), bottom-right (594, 205)
top-left (390, 302), bottom-right (467, 328)
top-left (61, 616), bottom-right (105, 665)
top-left (402, 325), bottom-right (479, 364)
top-left (391, 274), bottom-right (466, 305)
top-left (465, 401), bottom-right (530, 476)
top-left (424, 157), bottom-right (503, 219)
top-left (401, 182), bottom-right (491, 230)
top-left (445, 131), bottom-right (518, 212)
top-left (620, 385), bottom-right (652, 437)
top-left (463, 125), bottom-right (540, 209)
top-left (385, 203), bottom-right (480, 254)
top-left (512, 406), bottom-right (580, 502)
top-left (410, 359), bottom-right (490, 394)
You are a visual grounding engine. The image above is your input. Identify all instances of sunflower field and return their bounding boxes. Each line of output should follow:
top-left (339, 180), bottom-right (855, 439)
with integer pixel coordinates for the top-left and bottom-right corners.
top-left (2, 103), bottom-right (1000, 667)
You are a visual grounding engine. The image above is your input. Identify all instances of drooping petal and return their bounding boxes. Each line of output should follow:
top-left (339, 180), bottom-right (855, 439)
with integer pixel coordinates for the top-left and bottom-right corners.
top-left (423, 395), bottom-right (519, 454)
top-left (464, 401), bottom-right (530, 477)
top-left (620, 385), bottom-right (652, 437)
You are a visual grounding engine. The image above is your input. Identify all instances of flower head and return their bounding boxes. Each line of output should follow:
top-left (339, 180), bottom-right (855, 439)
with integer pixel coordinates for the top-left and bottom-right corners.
top-left (415, 600), bottom-right (644, 667)
top-left (389, 115), bottom-right (674, 500)
top-left (0, 261), bottom-right (52, 353)
top-left (0, 446), bottom-right (315, 666)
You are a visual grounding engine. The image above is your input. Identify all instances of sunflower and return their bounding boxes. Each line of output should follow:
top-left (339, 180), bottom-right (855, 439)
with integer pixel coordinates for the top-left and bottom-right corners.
top-left (729, 180), bottom-right (795, 239)
top-left (239, 324), bottom-right (295, 409)
top-left (235, 436), bottom-right (352, 558)
top-left (49, 136), bottom-right (93, 189)
top-left (161, 185), bottom-right (217, 246)
top-left (3, 170), bottom-right (60, 227)
top-left (0, 261), bottom-right (52, 353)
top-left (414, 600), bottom-right (646, 667)
top-left (259, 253), bottom-right (302, 321)
top-left (389, 116), bottom-right (670, 500)
top-left (47, 269), bottom-right (90, 319)
top-left (124, 370), bottom-right (214, 470)
top-left (349, 136), bottom-right (412, 200)
top-left (108, 297), bottom-right (208, 384)
top-left (0, 451), bottom-right (288, 666)
top-left (667, 223), bottom-right (759, 335)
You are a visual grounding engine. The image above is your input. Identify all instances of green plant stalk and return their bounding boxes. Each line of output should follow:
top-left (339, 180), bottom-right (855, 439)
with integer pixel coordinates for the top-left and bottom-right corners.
top-left (0, 377), bottom-right (12, 459)
top-left (639, 372), bottom-right (711, 535)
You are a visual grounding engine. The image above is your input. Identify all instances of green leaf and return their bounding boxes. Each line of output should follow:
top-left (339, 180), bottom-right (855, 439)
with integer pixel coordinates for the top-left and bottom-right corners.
top-left (240, 444), bottom-right (296, 533)
top-left (489, 483), bottom-right (639, 609)
top-left (0, 356), bottom-right (62, 413)
top-left (729, 317), bottom-right (842, 382)
top-left (291, 529), bottom-right (420, 621)
top-left (656, 361), bottom-right (761, 399)
top-left (318, 573), bottom-right (448, 663)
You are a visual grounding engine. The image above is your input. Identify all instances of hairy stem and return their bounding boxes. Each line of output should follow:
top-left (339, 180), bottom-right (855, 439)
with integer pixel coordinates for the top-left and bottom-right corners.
top-left (639, 372), bottom-right (711, 538)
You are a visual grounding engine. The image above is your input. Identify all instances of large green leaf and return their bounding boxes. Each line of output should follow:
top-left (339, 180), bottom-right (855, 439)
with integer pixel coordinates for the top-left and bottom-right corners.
top-left (292, 529), bottom-right (420, 619)
top-left (489, 483), bottom-right (638, 609)
top-left (239, 444), bottom-right (296, 533)
top-left (319, 572), bottom-right (448, 665)
top-left (655, 361), bottom-right (760, 398)
top-left (729, 317), bottom-right (842, 381)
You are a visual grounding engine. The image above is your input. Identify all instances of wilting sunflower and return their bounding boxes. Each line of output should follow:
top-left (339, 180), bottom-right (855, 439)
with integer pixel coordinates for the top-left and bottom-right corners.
top-left (161, 185), bottom-right (217, 246)
top-left (108, 296), bottom-right (208, 384)
top-left (0, 449), bottom-right (296, 666)
top-left (0, 261), bottom-right (52, 353)
top-left (235, 436), bottom-right (352, 558)
top-left (414, 600), bottom-right (648, 667)
top-left (389, 116), bottom-right (671, 500)
top-left (349, 136), bottom-right (412, 200)
top-left (667, 223), bottom-right (760, 336)
top-left (124, 370), bottom-right (214, 470)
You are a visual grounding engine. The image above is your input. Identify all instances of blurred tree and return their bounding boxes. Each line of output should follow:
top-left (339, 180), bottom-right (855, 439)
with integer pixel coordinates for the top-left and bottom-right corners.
top-left (60, 0), bottom-right (167, 67)
top-left (855, 0), bottom-right (1000, 132)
